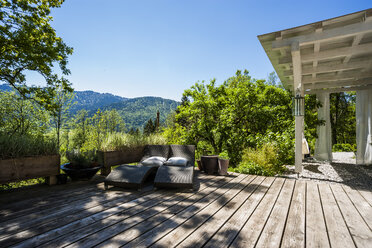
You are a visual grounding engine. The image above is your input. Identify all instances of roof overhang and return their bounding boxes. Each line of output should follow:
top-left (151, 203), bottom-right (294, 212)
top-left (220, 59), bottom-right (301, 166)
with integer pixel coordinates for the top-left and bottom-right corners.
top-left (258, 9), bottom-right (372, 95)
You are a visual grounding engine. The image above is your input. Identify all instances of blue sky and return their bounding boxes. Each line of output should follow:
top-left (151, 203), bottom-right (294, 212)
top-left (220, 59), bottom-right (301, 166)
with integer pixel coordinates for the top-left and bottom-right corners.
top-left (43, 0), bottom-right (371, 101)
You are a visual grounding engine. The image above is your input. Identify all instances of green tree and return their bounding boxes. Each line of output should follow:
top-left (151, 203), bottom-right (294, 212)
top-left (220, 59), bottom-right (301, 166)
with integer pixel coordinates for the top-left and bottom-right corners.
top-left (0, 90), bottom-right (48, 136)
top-left (49, 85), bottom-right (75, 149)
top-left (266, 71), bottom-right (278, 86)
top-left (0, 0), bottom-right (73, 108)
top-left (330, 92), bottom-right (356, 145)
top-left (144, 118), bottom-right (156, 135)
top-left (164, 70), bottom-right (321, 166)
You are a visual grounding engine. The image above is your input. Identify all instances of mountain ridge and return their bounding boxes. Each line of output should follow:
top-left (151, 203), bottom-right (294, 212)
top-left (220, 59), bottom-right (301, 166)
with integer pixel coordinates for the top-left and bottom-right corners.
top-left (0, 84), bottom-right (179, 130)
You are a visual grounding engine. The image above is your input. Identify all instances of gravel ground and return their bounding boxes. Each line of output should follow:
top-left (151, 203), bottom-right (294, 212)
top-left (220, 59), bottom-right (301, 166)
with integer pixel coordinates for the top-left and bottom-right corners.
top-left (284, 152), bottom-right (372, 190)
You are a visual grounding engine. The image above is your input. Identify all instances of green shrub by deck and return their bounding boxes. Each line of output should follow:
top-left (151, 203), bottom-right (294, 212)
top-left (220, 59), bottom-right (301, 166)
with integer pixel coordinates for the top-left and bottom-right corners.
top-left (233, 144), bottom-right (286, 176)
top-left (332, 143), bottom-right (356, 152)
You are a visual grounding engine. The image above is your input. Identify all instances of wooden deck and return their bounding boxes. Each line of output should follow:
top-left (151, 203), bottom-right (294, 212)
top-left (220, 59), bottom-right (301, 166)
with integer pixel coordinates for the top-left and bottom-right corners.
top-left (0, 171), bottom-right (371, 247)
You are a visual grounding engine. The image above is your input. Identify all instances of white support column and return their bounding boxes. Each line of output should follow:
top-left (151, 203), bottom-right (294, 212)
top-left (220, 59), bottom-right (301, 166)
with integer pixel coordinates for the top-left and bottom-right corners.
top-left (314, 92), bottom-right (333, 161)
top-left (356, 89), bottom-right (372, 165)
top-left (291, 42), bottom-right (304, 173)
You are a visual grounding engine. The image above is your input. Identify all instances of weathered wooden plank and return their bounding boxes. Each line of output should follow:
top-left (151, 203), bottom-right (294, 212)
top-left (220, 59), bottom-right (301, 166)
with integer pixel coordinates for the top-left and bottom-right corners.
top-left (331, 184), bottom-right (372, 248)
top-left (0, 181), bottom-right (99, 219)
top-left (229, 177), bottom-right (285, 248)
top-left (83, 174), bottom-right (241, 248)
top-left (63, 175), bottom-right (247, 248)
top-left (343, 185), bottom-right (372, 230)
top-left (177, 176), bottom-right (266, 247)
top-left (12, 174), bottom-right (213, 248)
top-left (281, 180), bottom-right (306, 248)
top-left (33, 191), bottom-right (179, 248)
top-left (27, 174), bottom-right (222, 248)
top-left (0, 187), bottom-right (124, 235)
top-left (358, 189), bottom-right (372, 207)
top-left (151, 175), bottom-right (255, 248)
top-left (123, 174), bottom-right (249, 248)
top-left (318, 183), bottom-right (355, 248)
top-left (0, 190), bottom-right (147, 247)
top-left (204, 177), bottom-right (275, 248)
top-left (255, 179), bottom-right (295, 248)
top-left (305, 181), bottom-right (330, 248)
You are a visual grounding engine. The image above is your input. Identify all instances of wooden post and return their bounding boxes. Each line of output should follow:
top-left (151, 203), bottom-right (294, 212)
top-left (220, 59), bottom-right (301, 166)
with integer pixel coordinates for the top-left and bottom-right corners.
top-left (292, 42), bottom-right (304, 174)
top-left (98, 152), bottom-right (111, 176)
top-left (46, 175), bottom-right (58, 185)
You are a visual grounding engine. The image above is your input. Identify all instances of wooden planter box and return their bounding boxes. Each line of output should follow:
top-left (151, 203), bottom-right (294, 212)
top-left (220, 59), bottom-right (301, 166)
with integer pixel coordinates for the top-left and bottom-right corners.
top-left (98, 146), bottom-right (145, 176)
top-left (0, 155), bottom-right (60, 185)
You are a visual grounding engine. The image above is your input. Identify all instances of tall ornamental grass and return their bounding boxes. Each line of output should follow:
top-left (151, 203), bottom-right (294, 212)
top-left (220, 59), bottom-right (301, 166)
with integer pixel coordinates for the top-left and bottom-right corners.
top-left (0, 134), bottom-right (58, 159)
top-left (100, 133), bottom-right (168, 151)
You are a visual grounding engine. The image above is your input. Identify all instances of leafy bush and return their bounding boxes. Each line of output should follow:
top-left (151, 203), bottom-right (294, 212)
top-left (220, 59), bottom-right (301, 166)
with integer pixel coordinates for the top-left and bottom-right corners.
top-left (0, 178), bottom-right (46, 191)
top-left (333, 143), bottom-right (356, 152)
top-left (233, 162), bottom-right (274, 176)
top-left (254, 129), bottom-right (295, 166)
top-left (219, 151), bottom-right (229, 160)
top-left (233, 144), bottom-right (286, 176)
top-left (65, 149), bottom-right (98, 168)
top-left (0, 134), bottom-right (57, 159)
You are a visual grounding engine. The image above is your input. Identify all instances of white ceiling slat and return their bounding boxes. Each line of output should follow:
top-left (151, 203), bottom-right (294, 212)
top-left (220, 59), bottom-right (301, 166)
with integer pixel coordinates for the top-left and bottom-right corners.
top-left (272, 21), bottom-right (372, 49)
top-left (302, 71), bottom-right (372, 84)
top-left (306, 84), bottom-right (372, 94)
top-left (279, 42), bottom-right (372, 65)
top-left (284, 59), bottom-right (372, 76)
top-left (304, 78), bottom-right (372, 90)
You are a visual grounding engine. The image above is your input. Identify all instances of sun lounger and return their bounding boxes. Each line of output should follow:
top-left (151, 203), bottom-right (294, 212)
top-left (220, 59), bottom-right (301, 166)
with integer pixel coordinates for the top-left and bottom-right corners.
top-left (154, 145), bottom-right (195, 189)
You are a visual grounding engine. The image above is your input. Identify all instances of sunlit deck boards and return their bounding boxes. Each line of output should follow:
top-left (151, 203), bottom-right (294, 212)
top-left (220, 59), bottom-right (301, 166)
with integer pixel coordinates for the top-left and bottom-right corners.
top-left (0, 171), bottom-right (371, 247)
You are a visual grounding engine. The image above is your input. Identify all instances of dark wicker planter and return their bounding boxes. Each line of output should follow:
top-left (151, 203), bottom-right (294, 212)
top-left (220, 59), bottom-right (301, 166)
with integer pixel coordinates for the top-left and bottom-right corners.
top-left (218, 159), bottom-right (229, 176)
top-left (61, 163), bottom-right (102, 181)
top-left (201, 155), bottom-right (219, 175)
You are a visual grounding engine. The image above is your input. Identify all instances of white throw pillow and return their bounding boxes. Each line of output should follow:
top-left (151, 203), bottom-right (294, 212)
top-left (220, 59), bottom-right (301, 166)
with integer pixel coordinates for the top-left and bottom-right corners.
top-left (165, 157), bottom-right (189, 167)
top-left (141, 156), bottom-right (166, 167)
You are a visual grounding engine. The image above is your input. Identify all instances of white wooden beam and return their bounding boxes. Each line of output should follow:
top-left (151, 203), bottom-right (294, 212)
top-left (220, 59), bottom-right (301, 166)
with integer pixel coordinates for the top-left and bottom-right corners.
top-left (306, 84), bottom-right (372, 94)
top-left (343, 34), bottom-right (364, 64)
top-left (283, 59), bottom-right (372, 76)
top-left (304, 78), bottom-right (372, 90)
top-left (302, 71), bottom-right (372, 84)
top-left (279, 42), bottom-right (372, 64)
top-left (291, 42), bottom-right (303, 174)
top-left (272, 21), bottom-right (372, 49)
top-left (312, 27), bottom-right (323, 76)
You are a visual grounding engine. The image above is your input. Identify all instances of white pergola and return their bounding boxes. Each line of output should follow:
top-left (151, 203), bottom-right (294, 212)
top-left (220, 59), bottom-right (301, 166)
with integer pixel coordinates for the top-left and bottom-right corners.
top-left (258, 9), bottom-right (372, 173)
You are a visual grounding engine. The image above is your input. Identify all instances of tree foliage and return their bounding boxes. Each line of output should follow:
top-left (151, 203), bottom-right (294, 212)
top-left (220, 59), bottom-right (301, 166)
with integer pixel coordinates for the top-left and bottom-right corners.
top-left (0, 0), bottom-right (73, 109)
top-left (164, 70), bottom-right (320, 166)
top-left (330, 92), bottom-right (356, 146)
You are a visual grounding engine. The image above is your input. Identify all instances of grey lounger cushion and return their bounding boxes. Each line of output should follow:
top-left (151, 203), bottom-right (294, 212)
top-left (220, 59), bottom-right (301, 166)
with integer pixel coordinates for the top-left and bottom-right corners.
top-left (141, 145), bottom-right (170, 161)
top-left (169, 145), bottom-right (195, 166)
top-left (141, 156), bottom-right (166, 167)
top-left (104, 165), bottom-right (158, 189)
top-left (154, 165), bottom-right (194, 189)
top-left (165, 157), bottom-right (190, 167)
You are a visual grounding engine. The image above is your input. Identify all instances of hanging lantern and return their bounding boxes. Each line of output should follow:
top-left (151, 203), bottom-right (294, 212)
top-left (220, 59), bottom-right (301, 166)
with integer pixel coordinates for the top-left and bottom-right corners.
top-left (293, 94), bottom-right (305, 116)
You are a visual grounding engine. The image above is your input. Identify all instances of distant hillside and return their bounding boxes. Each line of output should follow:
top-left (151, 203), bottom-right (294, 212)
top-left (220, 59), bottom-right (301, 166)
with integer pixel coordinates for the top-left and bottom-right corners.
top-left (0, 84), bottom-right (126, 113)
top-left (102, 97), bottom-right (179, 131)
top-left (71, 90), bottom-right (126, 113)
top-left (0, 84), bottom-right (179, 130)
